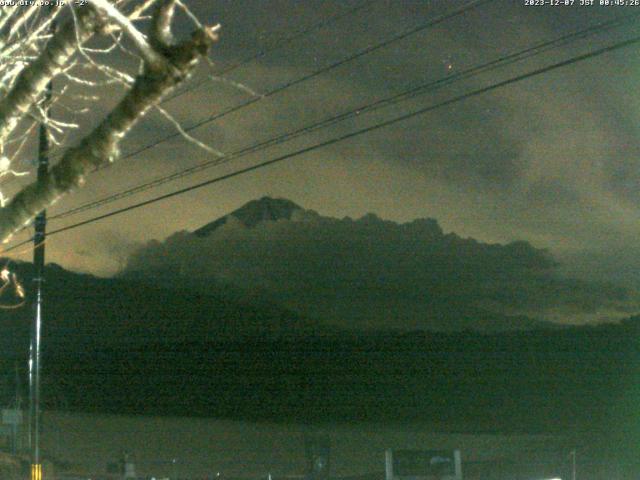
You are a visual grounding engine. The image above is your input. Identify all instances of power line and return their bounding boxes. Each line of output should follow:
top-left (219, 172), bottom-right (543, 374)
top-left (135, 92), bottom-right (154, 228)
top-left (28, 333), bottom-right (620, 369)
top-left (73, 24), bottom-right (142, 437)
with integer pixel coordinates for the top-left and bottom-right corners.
top-left (2, 0), bottom-right (489, 215)
top-left (93, 0), bottom-right (493, 170)
top-left (1, 0), bottom-right (376, 189)
top-left (162, 0), bottom-right (378, 103)
top-left (8, 0), bottom-right (491, 221)
top-left (3, 31), bottom-right (637, 254)
top-left (49, 12), bottom-right (639, 221)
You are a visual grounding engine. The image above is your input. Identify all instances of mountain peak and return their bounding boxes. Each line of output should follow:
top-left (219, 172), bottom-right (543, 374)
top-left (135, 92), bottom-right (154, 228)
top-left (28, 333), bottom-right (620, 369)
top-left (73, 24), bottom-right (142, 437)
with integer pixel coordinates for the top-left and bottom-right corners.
top-left (194, 197), bottom-right (303, 236)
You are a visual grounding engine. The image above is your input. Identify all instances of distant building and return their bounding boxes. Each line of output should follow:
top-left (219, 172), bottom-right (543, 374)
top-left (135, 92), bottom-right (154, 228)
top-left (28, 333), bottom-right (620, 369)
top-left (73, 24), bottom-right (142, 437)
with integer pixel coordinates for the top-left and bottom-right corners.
top-left (37, 411), bottom-right (582, 480)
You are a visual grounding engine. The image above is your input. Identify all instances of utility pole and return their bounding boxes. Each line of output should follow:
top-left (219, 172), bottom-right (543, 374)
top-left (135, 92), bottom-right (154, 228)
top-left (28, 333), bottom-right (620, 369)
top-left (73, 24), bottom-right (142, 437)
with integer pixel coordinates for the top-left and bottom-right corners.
top-left (14, 361), bottom-right (21, 411)
top-left (29, 62), bottom-right (52, 480)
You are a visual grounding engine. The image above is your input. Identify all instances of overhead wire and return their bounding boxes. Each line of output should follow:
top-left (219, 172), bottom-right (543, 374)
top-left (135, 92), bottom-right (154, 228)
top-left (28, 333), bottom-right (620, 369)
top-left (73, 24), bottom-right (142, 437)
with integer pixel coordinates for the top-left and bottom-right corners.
top-left (0, 0), bottom-right (494, 253)
top-left (0, 0), bottom-right (377, 188)
top-left (48, 11), bottom-right (640, 221)
top-left (91, 0), bottom-right (494, 170)
top-left (161, 0), bottom-right (378, 103)
top-left (3, 30), bottom-right (639, 254)
top-left (1, 0), bottom-right (490, 202)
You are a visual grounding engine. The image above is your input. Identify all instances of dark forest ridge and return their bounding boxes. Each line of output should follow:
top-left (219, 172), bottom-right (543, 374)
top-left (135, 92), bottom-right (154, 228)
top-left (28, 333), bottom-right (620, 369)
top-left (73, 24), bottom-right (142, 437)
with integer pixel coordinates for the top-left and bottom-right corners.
top-left (0, 256), bottom-right (639, 445)
top-left (125, 196), bottom-right (640, 331)
top-left (194, 196), bottom-right (305, 235)
top-left (1, 197), bottom-right (639, 443)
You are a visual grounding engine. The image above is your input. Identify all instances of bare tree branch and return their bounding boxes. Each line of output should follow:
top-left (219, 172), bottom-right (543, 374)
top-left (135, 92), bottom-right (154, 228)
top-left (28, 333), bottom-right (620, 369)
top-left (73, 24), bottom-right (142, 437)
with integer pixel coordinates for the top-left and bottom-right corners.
top-left (0, 5), bottom-right (20, 33)
top-left (6, 4), bottom-right (40, 42)
top-left (0, 0), bottom-right (220, 242)
top-left (0, 6), bottom-right (104, 149)
top-left (89, 0), bottom-right (165, 68)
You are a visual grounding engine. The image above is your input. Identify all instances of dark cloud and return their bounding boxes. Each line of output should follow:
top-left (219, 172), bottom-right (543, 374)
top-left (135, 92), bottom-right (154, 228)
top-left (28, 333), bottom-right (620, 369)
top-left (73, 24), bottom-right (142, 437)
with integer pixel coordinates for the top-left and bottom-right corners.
top-left (123, 201), bottom-right (639, 329)
top-left (5, 0), bottom-right (638, 300)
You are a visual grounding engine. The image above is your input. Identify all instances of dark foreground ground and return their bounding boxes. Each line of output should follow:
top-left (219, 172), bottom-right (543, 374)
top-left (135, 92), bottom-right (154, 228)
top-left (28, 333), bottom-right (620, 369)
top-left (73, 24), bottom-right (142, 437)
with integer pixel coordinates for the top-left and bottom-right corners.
top-left (3, 318), bottom-right (640, 476)
top-left (6, 323), bottom-right (636, 432)
top-left (37, 327), bottom-right (639, 429)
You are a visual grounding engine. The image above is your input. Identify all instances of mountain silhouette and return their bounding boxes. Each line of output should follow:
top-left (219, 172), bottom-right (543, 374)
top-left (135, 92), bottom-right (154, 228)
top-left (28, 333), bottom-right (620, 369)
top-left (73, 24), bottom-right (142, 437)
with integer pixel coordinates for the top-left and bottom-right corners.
top-left (0, 260), bottom-right (323, 360)
top-left (194, 196), bottom-right (304, 236)
top-left (123, 197), bottom-right (631, 332)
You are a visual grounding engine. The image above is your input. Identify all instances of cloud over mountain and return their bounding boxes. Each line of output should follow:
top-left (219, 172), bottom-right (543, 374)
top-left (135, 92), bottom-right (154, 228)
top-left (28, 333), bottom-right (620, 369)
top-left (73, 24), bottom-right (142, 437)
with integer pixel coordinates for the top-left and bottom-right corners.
top-left (123, 197), bottom-right (639, 331)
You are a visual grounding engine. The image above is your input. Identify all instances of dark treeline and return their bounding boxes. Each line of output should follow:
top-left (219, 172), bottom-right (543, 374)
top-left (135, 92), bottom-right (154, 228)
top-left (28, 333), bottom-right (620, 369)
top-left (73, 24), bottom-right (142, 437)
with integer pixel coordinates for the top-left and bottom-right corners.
top-left (9, 321), bottom-right (636, 440)
top-left (1, 262), bottom-right (639, 454)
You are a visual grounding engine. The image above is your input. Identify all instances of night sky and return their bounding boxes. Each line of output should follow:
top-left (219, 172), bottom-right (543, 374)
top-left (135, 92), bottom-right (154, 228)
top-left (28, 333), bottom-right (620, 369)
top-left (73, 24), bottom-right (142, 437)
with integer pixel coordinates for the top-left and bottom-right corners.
top-left (3, 0), bottom-right (640, 304)
top-left (3, 4), bottom-right (640, 470)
